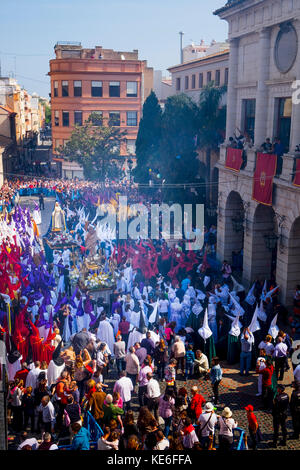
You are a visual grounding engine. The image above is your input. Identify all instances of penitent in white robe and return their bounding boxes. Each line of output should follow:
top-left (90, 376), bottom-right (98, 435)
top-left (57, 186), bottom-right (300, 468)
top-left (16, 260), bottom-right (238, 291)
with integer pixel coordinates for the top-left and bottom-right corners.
top-left (96, 320), bottom-right (115, 356)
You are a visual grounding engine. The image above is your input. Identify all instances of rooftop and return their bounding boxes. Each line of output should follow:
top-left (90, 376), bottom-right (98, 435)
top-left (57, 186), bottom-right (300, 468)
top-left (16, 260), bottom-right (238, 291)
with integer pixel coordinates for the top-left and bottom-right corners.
top-left (53, 43), bottom-right (140, 61)
top-left (214, 0), bottom-right (248, 15)
top-left (168, 49), bottom-right (229, 71)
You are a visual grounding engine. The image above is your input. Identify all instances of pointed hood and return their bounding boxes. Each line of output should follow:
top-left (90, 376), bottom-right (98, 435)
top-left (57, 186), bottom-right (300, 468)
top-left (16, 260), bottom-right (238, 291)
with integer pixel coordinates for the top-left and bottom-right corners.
top-left (198, 308), bottom-right (212, 341)
top-left (248, 305), bottom-right (261, 333)
top-left (229, 293), bottom-right (245, 317)
top-left (245, 282), bottom-right (256, 305)
top-left (138, 310), bottom-right (147, 333)
top-left (7, 338), bottom-right (21, 364)
top-left (257, 300), bottom-right (267, 322)
top-left (229, 315), bottom-right (242, 337)
top-left (148, 302), bottom-right (159, 324)
top-left (52, 339), bottom-right (64, 366)
top-left (268, 314), bottom-right (279, 339)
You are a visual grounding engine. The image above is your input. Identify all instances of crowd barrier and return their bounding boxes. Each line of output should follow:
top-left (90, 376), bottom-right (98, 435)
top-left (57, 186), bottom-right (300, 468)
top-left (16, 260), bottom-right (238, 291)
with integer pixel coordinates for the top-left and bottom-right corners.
top-left (58, 413), bottom-right (246, 450)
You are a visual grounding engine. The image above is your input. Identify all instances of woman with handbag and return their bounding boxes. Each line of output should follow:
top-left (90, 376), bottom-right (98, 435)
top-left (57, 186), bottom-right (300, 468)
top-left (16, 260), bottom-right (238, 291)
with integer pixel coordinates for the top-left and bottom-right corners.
top-left (218, 407), bottom-right (238, 451)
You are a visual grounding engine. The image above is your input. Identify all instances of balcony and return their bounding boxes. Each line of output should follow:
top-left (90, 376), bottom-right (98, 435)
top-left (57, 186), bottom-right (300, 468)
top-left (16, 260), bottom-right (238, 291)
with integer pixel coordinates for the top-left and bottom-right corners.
top-left (218, 143), bottom-right (300, 188)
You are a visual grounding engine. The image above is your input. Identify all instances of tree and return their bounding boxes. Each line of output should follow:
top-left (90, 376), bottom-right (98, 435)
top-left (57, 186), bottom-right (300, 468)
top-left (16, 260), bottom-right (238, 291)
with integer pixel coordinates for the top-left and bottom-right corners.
top-left (134, 91), bottom-right (162, 183)
top-left (57, 113), bottom-right (127, 181)
top-left (159, 94), bottom-right (201, 203)
top-left (197, 84), bottom-right (226, 204)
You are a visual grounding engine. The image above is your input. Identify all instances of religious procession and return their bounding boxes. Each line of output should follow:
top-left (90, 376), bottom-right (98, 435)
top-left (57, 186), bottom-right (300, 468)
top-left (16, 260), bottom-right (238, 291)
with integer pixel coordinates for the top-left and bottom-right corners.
top-left (0, 176), bottom-right (299, 453)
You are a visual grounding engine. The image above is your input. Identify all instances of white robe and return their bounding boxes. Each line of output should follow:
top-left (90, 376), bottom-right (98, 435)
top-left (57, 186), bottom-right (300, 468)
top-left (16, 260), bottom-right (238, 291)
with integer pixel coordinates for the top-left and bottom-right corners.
top-left (6, 356), bottom-right (22, 382)
top-left (97, 320), bottom-right (115, 356)
top-left (25, 367), bottom-right (42, 389)
top-left (47, 359), bottom-right (65, 387)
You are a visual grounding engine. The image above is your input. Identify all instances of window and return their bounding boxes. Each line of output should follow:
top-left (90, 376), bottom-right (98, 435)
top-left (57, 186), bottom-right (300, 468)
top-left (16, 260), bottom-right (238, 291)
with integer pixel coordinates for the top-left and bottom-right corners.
top-left (127, 111), bottom-right (137, 126)
top-left (176, 77), bottom-right (181, 91)
top-left (127, 82), bottom-right (138, 97)
top-left (74, 111), bottom-right (82, 126)
top-left (62, 111), bottom-right (69, 127)
top-left (89, 111), bottom-right (103, 125)
top-left (215, 70), bottom-right (220, 86)
top-left (225, 68), bottom-right (229, 85)
top-left (207, 72), bottom-right (212, 84)
top-left (62, 80), bottom-right (69, 97)
top-left (127, 140), bottom-right (136, 155)
top-left (109, 81), bottom-right (120, 97)
top-left (199, 73), bottom-right (203, 88)
top-left (54, 81), bottom-right (58, 97)
top-left (91, 81), bottom-right (102, 97)
top-left (54, 110), bottom-right (59, 127)
top-left (109, 111), bottom-right (120, 126)
top-left (74, 80), bottom-right (82, 97)
top-left (185, 76), bottom-right (189, 90)
top-left (276, 97), bottom-right (292, 152)
top-left (191, 75), bottom-right (196, 89)
top-left (242, 99), bottom-right (256, 140)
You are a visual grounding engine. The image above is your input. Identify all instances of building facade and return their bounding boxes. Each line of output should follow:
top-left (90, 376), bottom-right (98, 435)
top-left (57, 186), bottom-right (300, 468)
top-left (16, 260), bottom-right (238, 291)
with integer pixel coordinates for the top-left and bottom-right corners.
top-left (168, 49), bottom-right (229, 104)
top-left (214, 0), bottom-right (300, 305)
top-left (49, 42), bottom-right (153, 178)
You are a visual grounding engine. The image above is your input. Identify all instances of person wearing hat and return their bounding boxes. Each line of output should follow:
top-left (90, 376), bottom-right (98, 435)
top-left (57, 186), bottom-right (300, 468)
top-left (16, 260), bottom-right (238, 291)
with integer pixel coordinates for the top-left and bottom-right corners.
top-left (245, 405), bottom-right (262, 450)
top-left (271, 384), bottom-right (289, 447)
top-left (290, 380), bottom-right (300, 440)
top-left (218, 407), bottom-right (238, 451)
top-left (197, 402), bottom-right (218, 449)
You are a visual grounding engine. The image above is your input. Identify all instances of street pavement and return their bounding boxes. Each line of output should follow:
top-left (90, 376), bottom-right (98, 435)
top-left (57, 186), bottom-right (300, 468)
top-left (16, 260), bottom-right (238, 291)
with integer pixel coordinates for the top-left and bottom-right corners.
top-left (15, 196), bottom-right (300, 450)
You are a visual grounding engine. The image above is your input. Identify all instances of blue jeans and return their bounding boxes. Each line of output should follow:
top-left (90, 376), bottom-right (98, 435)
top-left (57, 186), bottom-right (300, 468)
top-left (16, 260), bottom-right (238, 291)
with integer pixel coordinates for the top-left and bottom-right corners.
top-left (240, 351), bottom-right (252, 374)
top-left (164, 416), bottom-right (172, 438)
top-left (116, 358), bottom-right (126, 374)
top-left (185, 361), bottom-right (194, 378)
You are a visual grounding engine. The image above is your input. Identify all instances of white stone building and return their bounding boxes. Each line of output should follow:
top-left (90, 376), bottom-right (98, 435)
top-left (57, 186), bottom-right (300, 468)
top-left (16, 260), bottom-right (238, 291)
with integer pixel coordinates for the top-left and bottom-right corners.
top-left (214, 0), bottom-right (300, 305)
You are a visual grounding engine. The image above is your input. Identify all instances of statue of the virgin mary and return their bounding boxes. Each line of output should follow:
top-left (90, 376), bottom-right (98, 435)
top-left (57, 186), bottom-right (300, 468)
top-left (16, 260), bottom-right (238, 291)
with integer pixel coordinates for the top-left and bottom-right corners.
top-left (51, 202), bottom-right (66, 232)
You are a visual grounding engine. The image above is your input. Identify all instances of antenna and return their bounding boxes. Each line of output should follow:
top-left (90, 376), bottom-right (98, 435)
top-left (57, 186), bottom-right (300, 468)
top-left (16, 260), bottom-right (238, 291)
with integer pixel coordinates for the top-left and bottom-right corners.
top-left (179, 31), bottom-right (184, 64)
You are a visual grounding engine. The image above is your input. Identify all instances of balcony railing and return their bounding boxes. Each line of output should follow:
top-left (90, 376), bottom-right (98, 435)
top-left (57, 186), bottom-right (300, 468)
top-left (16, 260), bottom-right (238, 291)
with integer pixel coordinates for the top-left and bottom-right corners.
top-left (218, 144), bottom-right (299, 186)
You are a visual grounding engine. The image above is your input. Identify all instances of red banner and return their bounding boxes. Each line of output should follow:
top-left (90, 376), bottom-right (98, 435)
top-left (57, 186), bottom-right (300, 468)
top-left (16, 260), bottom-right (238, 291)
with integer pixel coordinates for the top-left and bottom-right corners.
top-left (293, 159), bottom-right (300, 187)
top-left (225, 148), bottom-right (243, 172)
top-left (252, 153), bottom-right (277, 206)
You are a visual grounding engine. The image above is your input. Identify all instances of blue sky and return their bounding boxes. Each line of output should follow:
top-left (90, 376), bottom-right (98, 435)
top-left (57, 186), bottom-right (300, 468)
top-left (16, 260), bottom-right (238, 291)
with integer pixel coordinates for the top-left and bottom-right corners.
top-left (0, 0), bottom-right (228, 97)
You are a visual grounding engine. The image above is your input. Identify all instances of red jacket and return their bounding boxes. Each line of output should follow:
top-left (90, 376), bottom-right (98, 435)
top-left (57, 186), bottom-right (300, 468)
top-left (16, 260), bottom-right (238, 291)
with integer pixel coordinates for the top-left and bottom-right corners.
top-left (190, 393), bottom-right (206, 419)
top-left (260, 365), bottom-right (274, 387)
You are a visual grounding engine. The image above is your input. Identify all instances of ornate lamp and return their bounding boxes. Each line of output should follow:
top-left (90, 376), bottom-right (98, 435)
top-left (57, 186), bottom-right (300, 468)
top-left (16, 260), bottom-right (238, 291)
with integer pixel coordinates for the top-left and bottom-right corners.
top-left (264, 233), bottom-right (279, 251)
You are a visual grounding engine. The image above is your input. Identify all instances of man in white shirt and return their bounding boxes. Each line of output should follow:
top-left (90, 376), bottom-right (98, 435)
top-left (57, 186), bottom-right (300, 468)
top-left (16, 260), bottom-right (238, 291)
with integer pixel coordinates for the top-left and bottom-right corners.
top-left (273, 337), bottom-right (288, 381)
top-left (25, 361), bottom-right (42, 390)
top-left (159, 297), bottom-right (169, 317)
top-left (197, 402), bottom-right (218, 449)
top-left (38, 396), bottom-right (56, 433)
top-left (153, 430), bottom-right (170, 450)
top-left (113, 371), bottom-right (133, 411)
top-left (146, 372), bottom-right (161, 420)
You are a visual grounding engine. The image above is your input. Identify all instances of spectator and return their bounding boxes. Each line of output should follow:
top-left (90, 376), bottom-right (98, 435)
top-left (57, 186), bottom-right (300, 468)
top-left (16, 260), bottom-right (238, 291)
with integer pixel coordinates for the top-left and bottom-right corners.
top-left (218, 407), bottom-right (237, 451)
top-left (70, 422), bottom-right (90, 450)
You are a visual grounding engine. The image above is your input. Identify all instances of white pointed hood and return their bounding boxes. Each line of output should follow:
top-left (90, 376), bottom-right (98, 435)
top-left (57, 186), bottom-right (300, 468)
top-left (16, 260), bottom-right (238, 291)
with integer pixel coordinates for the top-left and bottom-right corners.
top-left (198, 308), bottom-right (212, 341)
top-left (229, 315), bottom-right (242, 337)
top-left (268, 314), bottom-right (279, 339)
top-left (245, 282), bottom-right (256, 305)
top-left (248, 304), bottom-right (261, 333)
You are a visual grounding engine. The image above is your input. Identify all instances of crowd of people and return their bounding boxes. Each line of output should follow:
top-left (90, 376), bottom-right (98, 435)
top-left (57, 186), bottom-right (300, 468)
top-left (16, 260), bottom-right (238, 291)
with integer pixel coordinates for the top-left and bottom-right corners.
top-left (0, 176), bottom-right (299, 452)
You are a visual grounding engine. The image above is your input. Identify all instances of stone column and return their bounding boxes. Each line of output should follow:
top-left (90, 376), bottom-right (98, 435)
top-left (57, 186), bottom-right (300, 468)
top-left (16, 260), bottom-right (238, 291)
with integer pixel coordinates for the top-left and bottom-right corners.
top-left (0, 149), bottom-right (4, 188)
top-left (226, 38), bottom-right (239, 140)
top-left (290, 48), bottom-right (300, 152)
top-left (254, 28), bottom-right (271, 147)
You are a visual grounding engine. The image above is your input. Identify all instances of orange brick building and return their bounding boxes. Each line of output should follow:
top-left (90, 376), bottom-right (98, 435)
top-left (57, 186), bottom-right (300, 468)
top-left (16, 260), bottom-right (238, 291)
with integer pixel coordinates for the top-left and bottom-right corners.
top-left (49, 42), bottom-right (153, 178)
